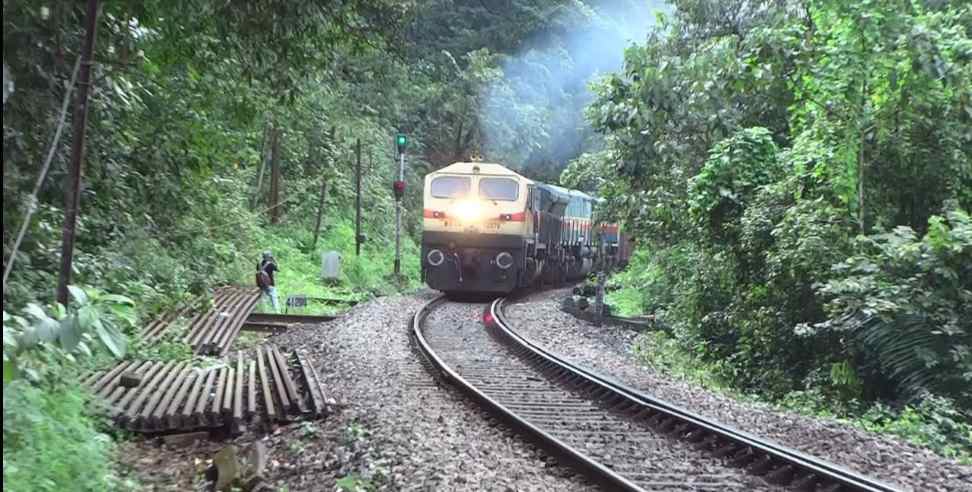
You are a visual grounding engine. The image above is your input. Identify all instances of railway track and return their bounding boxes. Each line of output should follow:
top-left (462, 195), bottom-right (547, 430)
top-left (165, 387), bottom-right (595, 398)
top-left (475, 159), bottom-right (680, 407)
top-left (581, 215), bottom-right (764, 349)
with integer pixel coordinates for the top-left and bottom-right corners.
top-left (411, 296), bottom-right (899, 492)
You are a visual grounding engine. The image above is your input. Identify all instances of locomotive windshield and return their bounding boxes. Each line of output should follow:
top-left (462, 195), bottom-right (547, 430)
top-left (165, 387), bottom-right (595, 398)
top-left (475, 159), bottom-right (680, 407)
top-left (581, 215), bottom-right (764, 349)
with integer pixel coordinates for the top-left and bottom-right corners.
top-left (479, 177), bottom-right (519, 201)
top-left (430, 176), bottom-right (471, 199)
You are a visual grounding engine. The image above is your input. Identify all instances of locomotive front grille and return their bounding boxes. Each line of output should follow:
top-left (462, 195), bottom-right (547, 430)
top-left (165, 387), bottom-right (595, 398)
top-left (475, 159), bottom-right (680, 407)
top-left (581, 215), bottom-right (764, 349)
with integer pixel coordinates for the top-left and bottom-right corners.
top-left (422, 231), bottom-right (525, 294)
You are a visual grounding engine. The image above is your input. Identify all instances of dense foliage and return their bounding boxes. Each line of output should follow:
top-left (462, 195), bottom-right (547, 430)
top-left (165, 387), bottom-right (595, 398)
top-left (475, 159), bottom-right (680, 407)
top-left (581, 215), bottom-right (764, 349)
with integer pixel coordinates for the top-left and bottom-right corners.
top-left (3, 0), bottom-right (971, 486)
top-left (3, 2), bottom-right (659, 488)
top-left (815, 209), bottom-right (972, 404)
top-left (3, 380), bottom-right (128, 491)
top-left (580, 0), bottom-right (971, 417)
top-left (2, 0), bottom-right (657, 313)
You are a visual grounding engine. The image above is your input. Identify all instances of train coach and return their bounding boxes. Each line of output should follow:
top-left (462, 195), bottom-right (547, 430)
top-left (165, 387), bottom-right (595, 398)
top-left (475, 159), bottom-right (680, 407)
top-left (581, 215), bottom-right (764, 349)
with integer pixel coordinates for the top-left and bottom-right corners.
top-left (420, 161), bottom-right (628, 295)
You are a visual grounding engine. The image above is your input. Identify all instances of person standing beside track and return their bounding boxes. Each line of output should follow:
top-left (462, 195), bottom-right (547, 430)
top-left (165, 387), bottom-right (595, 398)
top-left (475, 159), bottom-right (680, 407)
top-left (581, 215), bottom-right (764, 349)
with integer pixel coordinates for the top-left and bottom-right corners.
top-left (256, 251), bottom-right (279, 313)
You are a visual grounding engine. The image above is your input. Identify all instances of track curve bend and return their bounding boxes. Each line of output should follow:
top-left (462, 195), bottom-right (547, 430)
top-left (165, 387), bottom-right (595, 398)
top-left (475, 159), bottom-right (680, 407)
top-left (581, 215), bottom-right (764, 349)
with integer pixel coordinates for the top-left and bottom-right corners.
top-left (411, 296), bottom-right (899, 492)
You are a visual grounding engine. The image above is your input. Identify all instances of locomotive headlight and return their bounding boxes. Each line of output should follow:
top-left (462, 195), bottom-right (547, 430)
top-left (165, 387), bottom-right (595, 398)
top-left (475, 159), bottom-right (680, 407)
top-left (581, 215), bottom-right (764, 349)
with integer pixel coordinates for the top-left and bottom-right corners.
top-left (427, 249), bottom-right (445, 267)
top-left (452, 200), bottom-right (482, 221)
top-left (495, 251), bottom-right (514, 270)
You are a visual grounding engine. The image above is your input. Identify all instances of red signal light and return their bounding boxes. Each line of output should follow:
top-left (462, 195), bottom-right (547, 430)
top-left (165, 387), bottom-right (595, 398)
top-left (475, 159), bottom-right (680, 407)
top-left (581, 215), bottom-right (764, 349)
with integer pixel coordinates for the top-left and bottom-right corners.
top-left (483, 311), bottom-right (495, 326)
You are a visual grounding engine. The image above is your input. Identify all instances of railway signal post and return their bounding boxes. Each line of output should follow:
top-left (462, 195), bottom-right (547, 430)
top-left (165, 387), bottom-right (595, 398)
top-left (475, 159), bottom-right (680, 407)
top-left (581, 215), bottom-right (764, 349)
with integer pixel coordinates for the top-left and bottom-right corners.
top-left (593, 228), bottom-right (607, 326)
top-left (355, 139), bottom-right (362, 256)
top-left (393, 133), bottom-right (408, 278)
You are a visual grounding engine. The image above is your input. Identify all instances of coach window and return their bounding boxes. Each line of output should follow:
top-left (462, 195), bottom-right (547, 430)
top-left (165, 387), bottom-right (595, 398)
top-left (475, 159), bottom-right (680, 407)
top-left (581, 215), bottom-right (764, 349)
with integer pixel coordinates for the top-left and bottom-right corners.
top-left (430, 176), bottom-right (471, 199)
top-left (479, 178), bottom-right (519, 201)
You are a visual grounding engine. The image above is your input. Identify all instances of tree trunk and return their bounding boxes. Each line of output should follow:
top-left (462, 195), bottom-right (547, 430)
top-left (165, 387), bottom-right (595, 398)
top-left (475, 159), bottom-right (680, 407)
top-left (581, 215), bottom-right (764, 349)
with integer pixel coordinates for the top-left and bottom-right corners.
top-left (453, 119), bottom-right (464, 161)
top-left (2, 63), bottom-right (11, 107)
top-left (858, 132), bottom-right (864, 233)
top-left (269, 128), bottom-right (281, 224)
top-left (56, 0), bottom-right (99, 306)
top-left (252, 121), bottom-right (271, 209)
top-left (355, 139), bottom-right (362, 256)
top-left (312, 178), bottom-right (327, 249)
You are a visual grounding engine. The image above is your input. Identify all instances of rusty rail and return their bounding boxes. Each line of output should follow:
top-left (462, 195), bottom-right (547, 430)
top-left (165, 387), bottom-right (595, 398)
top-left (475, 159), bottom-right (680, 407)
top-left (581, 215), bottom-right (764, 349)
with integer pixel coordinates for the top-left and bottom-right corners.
top-left (241, 312), bottom-right (337, 333)
top-left (137, 286), bottom-right (261, 356)
top-left (84, 345), bottom-right (329, 433)
top-left (413, 297), bottom-right (900, 492)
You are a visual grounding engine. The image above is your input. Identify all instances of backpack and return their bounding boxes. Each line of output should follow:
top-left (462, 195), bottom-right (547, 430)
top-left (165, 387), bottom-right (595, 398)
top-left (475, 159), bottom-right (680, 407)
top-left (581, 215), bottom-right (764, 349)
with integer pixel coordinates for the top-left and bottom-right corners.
top-left (256, 269), bottom-right (271, 289)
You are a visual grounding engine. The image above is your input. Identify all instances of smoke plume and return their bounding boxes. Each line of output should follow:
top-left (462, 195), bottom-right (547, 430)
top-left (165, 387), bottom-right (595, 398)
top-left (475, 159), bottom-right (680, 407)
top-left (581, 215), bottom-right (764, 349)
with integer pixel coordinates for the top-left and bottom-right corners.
top-left (479, 0), bottom-right (670, 179)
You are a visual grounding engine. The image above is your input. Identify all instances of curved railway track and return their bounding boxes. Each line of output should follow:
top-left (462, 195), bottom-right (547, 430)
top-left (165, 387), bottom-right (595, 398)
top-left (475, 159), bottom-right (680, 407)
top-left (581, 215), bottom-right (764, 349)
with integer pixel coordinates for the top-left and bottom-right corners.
top-left (411, 296), bottom-right (899, 492)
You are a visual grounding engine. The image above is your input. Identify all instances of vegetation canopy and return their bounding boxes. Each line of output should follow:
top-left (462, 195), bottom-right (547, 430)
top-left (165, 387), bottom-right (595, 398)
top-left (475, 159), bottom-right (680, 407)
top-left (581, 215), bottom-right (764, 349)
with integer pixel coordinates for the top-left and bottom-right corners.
top-left (2, 0), bottom-right (971, 488)
top-left (584, 0), bottom-right (970, 431)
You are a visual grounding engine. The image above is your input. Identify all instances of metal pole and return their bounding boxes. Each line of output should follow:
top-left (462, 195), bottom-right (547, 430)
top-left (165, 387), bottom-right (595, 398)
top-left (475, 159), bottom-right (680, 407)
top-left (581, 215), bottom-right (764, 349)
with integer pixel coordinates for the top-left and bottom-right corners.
top-left (394, 152), bottom-right (404, 277)
top-left (355, 139), bottom-right (362, 256)
top-left (56, 0), bottom-right (99, 306)
top-left (593, 229), bottom-right (607, 326)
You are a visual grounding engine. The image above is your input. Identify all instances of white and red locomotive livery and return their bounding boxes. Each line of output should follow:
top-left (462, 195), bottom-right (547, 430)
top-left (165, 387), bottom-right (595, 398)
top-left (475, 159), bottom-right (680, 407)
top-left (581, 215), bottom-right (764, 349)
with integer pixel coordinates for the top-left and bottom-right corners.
top-left (421, 161), bottom-right (629, 295)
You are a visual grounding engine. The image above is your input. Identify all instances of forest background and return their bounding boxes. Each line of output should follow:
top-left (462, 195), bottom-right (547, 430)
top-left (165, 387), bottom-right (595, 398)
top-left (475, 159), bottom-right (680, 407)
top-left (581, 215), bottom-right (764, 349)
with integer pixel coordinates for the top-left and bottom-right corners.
top-left (3, 1), bottom-right (970, 489)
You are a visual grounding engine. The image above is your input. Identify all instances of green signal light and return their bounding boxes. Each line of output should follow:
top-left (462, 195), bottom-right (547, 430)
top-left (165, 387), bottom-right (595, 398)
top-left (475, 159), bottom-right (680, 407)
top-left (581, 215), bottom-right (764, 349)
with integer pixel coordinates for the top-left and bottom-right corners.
top-left (396, 133), bottom-right (408, 153)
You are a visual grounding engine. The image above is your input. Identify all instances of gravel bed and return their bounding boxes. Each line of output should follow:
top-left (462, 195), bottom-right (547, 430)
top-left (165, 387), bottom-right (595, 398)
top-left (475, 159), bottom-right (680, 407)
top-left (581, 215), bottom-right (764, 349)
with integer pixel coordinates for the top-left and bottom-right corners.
top-left (504, 288), bottom-right (972, 492)
top-left (267, 290), bottom-right (593, 491)
top-left (424, 301), bottom-right (772, 491)
top-left (119, 291), bottom-right (593, 491)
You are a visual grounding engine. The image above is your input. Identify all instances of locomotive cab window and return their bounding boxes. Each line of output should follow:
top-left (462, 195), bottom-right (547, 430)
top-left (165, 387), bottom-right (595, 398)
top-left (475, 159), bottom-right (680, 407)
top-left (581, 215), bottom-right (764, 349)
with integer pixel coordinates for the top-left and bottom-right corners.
top-left (430, 176), bottom-right (471, 199)
top-left (479, 177), bottom-right (519, 201)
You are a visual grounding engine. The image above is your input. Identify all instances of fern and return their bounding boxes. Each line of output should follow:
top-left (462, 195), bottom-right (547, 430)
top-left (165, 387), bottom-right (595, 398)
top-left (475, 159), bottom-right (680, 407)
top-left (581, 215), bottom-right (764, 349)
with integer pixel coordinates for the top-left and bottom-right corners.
top-left (854, 314), bottom-right (945, 402)
top-left (817, 207), bottom-right (972, 407)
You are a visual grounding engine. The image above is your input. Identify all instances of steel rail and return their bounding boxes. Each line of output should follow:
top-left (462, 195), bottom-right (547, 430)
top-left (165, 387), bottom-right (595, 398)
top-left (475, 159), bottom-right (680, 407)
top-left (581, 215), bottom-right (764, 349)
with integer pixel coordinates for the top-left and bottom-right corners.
top-left (410, 295), bottom-right (644, 491)
top-left (487, 298), bottom-right (900, 492)
top-left (246, 313), bottom-right (338, 325)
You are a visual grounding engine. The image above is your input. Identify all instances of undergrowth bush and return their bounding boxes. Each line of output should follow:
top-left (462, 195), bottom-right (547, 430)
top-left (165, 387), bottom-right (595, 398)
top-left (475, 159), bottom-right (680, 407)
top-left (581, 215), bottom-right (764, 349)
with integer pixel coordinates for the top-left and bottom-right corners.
top-left (856, 397), bottom-right (972, 463)
top-left (632, 331), bottom-right (731, 391)
top-left (815, 207), bottom-right (972, 407)
top-left (612, 189), bottom-right (970, 460)
top-left (2, 288), bottom-right (142, 491)
top-left (636, 331), bottom-right (972, 463)
top-left (3, 380), bottom-right (130, 491)
top-left (778, 391), bottom-right (972, 463)
top-left (606, 248), bottom-right (672, 317)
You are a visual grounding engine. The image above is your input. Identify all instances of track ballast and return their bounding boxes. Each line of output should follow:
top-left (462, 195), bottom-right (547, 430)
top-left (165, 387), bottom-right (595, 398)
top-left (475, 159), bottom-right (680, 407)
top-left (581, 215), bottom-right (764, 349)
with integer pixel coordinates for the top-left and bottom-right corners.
top-left (411, 296), bottom-right (900, 492)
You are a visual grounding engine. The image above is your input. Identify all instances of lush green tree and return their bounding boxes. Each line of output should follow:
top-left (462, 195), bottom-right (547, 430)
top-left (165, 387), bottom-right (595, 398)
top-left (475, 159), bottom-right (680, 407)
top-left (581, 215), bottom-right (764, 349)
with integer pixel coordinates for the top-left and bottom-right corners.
top-left (577, 0), bottom-right (972, 406)
top-left (815, 207), bottom-right (972, 407)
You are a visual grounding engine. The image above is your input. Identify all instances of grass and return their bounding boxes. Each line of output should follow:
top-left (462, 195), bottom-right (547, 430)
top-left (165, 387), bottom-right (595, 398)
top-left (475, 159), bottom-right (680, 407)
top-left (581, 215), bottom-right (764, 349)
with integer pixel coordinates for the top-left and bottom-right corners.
top-left (632, 331), bottom-right (731, 391)
top-left (344, 421), bottom-right (370, 445)
top-left (248, 218), bottom-right (422, 315)
top-left (234, 331), bottom-right (271, 351)
top-left (336, 473), bottom-right (376, 492)
top-left (606, 284), bottom-right (648, 318)
top-left (604, 248), bottom-right (668, 318)
top-left (129, 323), bottom-right (194, 362)
top-left (335, 421), bottom-right (380, 491)
top-left (3, 380), bottom-right (135, 492)
top-left (776, 391), bottom-right (972, 464)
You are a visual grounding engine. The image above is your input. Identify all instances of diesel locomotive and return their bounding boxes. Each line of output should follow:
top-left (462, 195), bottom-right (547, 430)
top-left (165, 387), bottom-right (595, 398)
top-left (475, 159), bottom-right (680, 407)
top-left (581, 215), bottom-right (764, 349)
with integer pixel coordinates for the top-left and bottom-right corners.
top-left (421, 161), bottom-right (629, 295)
